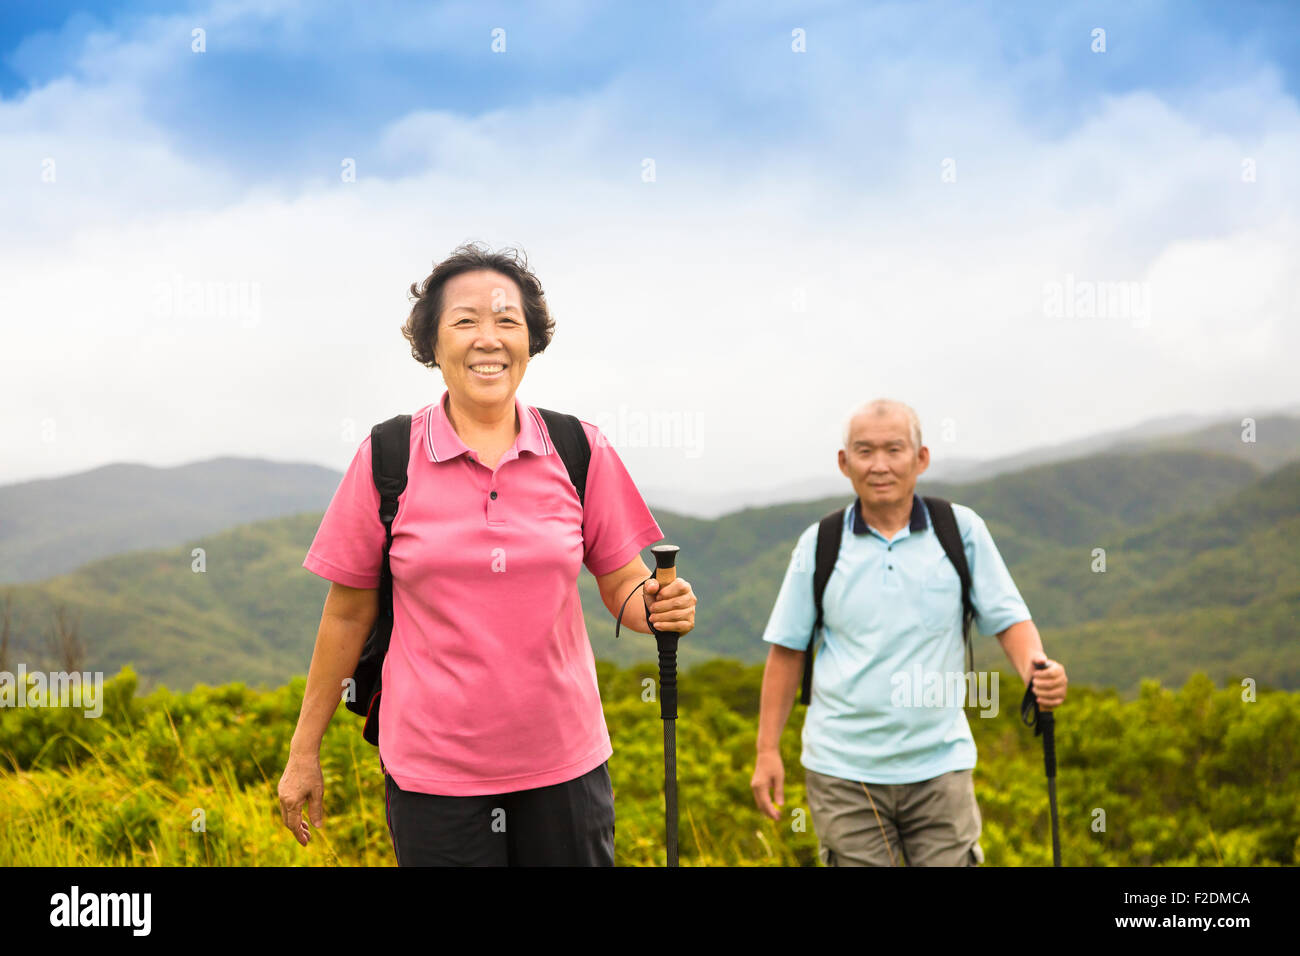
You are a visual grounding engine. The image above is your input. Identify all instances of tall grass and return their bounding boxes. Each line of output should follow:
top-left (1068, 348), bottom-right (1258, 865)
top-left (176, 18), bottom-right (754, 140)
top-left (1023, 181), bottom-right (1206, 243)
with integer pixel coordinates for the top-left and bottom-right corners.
top-left (2, 664), bottom-right (1296, 865)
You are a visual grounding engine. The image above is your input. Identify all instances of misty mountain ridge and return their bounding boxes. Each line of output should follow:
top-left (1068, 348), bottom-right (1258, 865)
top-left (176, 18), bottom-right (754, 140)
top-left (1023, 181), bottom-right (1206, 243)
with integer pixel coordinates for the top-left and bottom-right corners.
top-left (1, 447), bottom-right (1294, 698)
top-left (2, 407), bottom-right (1297, 584)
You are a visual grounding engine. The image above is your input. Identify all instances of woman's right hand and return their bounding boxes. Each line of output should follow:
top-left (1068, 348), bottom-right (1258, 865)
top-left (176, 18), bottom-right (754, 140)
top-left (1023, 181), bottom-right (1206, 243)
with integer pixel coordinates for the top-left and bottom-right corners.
top-left (278, 751), bottom-right (325, 846)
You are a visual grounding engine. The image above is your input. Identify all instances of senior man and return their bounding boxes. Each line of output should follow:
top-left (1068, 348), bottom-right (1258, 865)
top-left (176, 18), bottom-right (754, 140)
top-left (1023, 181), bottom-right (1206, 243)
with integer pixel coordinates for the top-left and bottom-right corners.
top-left (750, 399), bottom-right (1067, 866)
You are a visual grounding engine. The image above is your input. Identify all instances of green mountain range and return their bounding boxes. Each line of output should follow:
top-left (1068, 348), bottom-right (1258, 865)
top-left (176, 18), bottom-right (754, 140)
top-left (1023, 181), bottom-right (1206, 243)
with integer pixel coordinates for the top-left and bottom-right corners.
top-left (2, 444), bottom-right (1294, 698)
top-left (0, 457), bottom-right (341, 584)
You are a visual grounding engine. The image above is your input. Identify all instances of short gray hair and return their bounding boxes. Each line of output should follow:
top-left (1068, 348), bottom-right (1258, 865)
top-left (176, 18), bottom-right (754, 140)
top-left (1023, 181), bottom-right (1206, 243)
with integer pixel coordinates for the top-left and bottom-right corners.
top-left (842, 399), bottom-right (922, 451)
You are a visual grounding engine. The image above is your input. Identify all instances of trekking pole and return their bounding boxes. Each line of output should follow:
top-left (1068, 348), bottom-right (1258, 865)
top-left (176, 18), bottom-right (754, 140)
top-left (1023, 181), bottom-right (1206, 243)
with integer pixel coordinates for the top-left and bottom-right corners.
top-left (1020, 659), bottom-right (1061, 866)
top-left (649, 544), bottom-right (681, 868)
top-left (612, 543), bottom-right (684, 867)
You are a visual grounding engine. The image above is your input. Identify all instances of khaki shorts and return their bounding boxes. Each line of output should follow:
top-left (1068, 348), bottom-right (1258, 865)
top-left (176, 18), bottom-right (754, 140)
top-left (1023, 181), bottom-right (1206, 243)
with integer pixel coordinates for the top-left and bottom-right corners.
top-left (805, 766), bottom-right (984, 867)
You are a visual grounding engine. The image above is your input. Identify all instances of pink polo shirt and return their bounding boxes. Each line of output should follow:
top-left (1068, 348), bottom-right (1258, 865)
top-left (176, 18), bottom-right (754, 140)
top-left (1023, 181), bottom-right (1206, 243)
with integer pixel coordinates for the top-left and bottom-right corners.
top-left (302, 389), bottom-right (663, 795)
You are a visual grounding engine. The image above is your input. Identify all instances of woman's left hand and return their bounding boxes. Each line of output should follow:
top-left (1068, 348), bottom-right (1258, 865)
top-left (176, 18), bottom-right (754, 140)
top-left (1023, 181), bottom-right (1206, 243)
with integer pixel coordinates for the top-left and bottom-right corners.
top-left (643, 577), bottom-right (696, 636)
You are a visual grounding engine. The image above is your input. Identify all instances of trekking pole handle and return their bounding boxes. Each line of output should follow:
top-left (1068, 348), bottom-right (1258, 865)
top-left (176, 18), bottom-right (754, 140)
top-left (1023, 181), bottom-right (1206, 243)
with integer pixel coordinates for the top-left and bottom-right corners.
top-left (652, 545), bottom-right (678, 585)
top-left (651, 546), bottom-right (680, 721)
top-left (1032, 660), bottom-right (1056, 779)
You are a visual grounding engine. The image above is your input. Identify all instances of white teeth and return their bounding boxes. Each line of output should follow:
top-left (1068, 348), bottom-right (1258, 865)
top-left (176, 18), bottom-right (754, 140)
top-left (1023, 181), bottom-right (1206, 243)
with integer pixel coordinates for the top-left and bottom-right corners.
top-left (471, 365), bottom-right (504, 373)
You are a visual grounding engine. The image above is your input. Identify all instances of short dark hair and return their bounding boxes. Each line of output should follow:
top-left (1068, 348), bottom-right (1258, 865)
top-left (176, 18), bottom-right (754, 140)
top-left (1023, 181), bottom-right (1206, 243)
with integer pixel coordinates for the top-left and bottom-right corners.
top-left (400, 241), bottom-right (556, 369)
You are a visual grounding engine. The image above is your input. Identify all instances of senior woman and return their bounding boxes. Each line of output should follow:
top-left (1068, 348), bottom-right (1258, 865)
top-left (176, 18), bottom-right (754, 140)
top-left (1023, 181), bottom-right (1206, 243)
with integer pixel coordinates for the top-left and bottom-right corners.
top-left (277, 242), bottom-right (696, 866)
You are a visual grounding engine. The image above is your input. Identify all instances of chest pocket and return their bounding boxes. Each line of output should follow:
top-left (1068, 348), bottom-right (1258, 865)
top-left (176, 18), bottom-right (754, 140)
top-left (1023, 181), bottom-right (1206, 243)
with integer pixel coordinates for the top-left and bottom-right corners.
top-left (920, 553), bottom-right (963, 633)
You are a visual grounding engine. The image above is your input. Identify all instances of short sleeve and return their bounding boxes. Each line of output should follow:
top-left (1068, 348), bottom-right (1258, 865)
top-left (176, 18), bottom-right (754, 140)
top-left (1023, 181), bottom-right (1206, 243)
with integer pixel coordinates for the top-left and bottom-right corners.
top-left (761, 521), bottom-right (820, 650)
top-left (580, 422), bottom-right (664, 576)
top-left (957, 505), bottom-right (1032, 636)
top-left (302, 435), bottom-right (386, 589)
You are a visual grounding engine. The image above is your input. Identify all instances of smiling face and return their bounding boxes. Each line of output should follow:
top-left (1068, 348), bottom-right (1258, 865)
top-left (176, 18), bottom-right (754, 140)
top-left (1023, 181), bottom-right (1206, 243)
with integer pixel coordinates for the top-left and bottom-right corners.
top-left (838, 407), bottom-right (929, 512)
top-left (432, 269), bottom-right (530, 413)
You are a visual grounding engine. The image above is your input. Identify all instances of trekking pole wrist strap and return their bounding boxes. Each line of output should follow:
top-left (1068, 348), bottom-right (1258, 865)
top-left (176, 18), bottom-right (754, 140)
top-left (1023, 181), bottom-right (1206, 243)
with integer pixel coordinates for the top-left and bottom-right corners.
top-left (614, 575), bottom-right (659, 640)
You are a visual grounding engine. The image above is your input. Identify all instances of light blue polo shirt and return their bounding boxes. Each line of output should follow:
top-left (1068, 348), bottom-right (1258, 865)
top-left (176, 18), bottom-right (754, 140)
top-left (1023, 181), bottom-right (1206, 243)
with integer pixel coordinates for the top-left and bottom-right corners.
top-left (762, 494), bottom-right (1031, 784)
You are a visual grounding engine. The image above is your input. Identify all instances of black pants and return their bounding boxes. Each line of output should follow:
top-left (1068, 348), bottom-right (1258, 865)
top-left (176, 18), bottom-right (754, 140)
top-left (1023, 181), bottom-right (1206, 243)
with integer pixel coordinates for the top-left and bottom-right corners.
top-left (384, 761), bottom-right (615, 866)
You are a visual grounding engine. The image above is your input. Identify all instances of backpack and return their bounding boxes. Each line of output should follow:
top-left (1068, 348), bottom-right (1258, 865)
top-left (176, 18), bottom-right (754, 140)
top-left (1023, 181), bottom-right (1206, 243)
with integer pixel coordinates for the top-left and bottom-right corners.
top-left (801, 496), bottom-right (974, 705)
top-left (345, 406), bottom-right (592, 746)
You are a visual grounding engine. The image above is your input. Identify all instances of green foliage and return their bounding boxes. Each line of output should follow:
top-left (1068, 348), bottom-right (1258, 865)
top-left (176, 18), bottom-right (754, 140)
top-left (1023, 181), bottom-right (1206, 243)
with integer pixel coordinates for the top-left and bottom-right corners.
top-left (2, 452), bottom-right (1295, 698)
top-left (2, 664), bottom-right (1296, 866)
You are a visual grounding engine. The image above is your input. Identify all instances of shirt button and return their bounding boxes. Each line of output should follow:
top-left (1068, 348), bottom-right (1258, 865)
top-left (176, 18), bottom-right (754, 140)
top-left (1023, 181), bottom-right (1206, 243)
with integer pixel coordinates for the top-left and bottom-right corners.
top-left (887, 564), bottom-right (893, 569)
top-left (490, 491), bottom-right (498, 500)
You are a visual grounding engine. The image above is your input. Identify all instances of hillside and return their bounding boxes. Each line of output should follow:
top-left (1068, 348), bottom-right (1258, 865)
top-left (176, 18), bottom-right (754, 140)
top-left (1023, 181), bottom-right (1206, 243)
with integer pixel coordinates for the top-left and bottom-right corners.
top-left (649, 411), bottom-right (1300, 516)
top-left (4, 413), bottom-right (1294, 583)
top-left (1114, 415), bottom-right (1300, 473)
top-left (0, 457), bottom-right (342, 584)
top-left (995, 463), bottom-right (1300, 690)
top-left (635, 448), bottom-right (1266, 666)
top-left (2, 448), bottom-right (1293, 697)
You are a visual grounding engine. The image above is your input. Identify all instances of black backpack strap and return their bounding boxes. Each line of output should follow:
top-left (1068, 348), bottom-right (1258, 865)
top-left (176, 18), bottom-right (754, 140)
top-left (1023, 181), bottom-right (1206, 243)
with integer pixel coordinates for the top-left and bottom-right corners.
top-left (535, 407), bottom-right (591, 508)
top-left (342, 414), bottom-right (411, 745)
top-left (802, 508), bottom-right (846, 705)
top-left (371, 415), bottom-right (412, 615)
top-left (923, 496), bottom-right (975, 676)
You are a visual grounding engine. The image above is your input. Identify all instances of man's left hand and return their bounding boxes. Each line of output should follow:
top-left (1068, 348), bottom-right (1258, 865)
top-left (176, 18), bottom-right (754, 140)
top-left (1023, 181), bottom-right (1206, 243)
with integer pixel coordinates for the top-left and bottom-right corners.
top-left (1028, 657), bottom-right (1067, 711)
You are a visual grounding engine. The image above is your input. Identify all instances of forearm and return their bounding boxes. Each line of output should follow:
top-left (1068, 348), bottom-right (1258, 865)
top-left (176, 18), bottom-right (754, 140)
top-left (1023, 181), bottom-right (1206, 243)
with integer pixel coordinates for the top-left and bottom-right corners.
top-left (997, 618), bottom-right (1045, 685)
top-left (289, 612), bottom-right (373, 756)
top-left (609, 575), bottom-right (654, 635)
top-left (757, 645), bottom-right (803, 753)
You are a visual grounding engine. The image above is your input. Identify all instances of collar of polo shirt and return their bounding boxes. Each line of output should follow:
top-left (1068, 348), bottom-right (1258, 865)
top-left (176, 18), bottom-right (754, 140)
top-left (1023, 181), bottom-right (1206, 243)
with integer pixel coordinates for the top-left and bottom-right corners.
top-left (424, 389), bottom-right (553, 463)
top-left (852, 493), bottom-right (927, 536)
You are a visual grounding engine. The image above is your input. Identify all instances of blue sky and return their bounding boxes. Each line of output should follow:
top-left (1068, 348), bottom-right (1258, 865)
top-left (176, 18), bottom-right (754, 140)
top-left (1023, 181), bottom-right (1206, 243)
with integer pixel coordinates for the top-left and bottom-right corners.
top-left (2, 0), bottom-right (1299, 504)
top-left (4, 1), bottom-right (1298, 181)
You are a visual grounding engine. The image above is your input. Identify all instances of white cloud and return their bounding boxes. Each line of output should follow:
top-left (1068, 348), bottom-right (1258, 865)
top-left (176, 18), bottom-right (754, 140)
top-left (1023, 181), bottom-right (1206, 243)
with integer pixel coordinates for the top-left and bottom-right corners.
top-left (2, 2), bottom-right (1299, 499)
